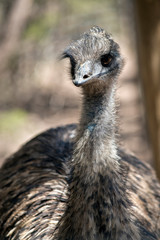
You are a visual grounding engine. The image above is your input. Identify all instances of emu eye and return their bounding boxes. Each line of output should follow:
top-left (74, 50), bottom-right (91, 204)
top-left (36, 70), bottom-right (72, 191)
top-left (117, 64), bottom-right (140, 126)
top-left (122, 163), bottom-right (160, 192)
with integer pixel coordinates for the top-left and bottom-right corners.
top-left (101, 54), bottom-right (112, 67)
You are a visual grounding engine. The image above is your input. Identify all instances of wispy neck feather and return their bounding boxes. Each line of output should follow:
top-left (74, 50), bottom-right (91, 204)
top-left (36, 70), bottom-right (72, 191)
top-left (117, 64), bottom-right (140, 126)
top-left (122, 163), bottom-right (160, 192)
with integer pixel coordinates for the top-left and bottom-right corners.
top-left (75, 81), bottom-right (119, 172)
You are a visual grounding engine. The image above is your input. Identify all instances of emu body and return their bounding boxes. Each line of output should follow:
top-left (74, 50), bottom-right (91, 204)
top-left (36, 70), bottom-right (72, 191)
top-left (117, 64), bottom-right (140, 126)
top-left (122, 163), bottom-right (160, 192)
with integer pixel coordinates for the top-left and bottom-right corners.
top-left (0, 27), bottom-right (160, 240)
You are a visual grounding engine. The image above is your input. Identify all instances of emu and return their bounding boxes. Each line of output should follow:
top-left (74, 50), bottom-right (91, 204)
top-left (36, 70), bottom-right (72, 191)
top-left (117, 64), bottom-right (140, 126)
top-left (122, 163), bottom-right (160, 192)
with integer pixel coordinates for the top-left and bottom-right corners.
top-left (0, 26), bottom-right (160, 240)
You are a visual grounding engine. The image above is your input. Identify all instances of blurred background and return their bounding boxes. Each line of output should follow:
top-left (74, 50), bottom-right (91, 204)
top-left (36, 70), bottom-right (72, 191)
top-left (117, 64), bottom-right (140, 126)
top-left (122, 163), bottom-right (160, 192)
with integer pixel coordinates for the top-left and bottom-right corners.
top-left (0, 0), bottom-right (159, 178)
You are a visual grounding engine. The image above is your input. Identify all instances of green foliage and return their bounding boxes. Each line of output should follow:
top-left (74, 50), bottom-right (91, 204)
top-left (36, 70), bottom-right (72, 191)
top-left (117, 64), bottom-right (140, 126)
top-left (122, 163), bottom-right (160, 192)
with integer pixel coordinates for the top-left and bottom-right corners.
top-left (66, 0), bottom-right (115, 14)
top-left (66, 0), bottom-right (94, 14)
top-left (0, 109), bottom-right (28, 133)
top-left (24, 13), bottom-right (59, 41)
top-left (34, 0), bottom-right (47, 4)
top-left (64, 0), bottom-right (118, 34)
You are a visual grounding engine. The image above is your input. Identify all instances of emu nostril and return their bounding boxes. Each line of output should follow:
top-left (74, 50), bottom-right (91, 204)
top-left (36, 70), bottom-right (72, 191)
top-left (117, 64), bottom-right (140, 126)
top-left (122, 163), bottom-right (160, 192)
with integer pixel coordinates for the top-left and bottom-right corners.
top-left (83, 74), bottom-right (89, 79)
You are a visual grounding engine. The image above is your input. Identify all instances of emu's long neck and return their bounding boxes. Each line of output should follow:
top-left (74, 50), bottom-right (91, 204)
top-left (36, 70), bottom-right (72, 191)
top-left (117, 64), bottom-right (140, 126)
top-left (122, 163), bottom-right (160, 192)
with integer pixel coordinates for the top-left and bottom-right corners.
top-left (75, 83), bottom-right (118, 172)
top-left (57, 83), bottom-right (140, 240)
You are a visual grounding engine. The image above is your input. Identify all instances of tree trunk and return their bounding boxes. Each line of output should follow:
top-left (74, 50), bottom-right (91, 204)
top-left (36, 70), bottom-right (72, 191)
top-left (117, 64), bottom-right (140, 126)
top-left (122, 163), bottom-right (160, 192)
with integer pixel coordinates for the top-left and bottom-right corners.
top-left (0, 0), bottom-right (33, 71)
top-left (135, 0), bottom-right (160, 179)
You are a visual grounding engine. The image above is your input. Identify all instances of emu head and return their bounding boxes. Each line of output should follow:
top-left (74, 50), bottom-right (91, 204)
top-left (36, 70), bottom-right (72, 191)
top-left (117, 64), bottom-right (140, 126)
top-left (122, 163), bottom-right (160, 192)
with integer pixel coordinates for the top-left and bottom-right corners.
top-left (62, 26), bottom-right (124, 88)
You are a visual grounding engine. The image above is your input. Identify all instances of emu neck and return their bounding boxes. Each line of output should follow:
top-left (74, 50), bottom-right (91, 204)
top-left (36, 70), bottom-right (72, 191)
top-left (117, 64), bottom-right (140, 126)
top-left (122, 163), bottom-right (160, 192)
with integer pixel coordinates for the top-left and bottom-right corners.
top-left (75, 82), bottom-right (118, 172)
top-left (80, 83), bottom-right (116, 133)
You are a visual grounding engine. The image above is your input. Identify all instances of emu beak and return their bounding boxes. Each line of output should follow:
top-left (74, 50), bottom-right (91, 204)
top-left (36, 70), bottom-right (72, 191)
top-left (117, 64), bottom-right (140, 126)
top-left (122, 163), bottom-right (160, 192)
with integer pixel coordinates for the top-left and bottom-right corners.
top-left (73, 60), bottom-right (95, 87)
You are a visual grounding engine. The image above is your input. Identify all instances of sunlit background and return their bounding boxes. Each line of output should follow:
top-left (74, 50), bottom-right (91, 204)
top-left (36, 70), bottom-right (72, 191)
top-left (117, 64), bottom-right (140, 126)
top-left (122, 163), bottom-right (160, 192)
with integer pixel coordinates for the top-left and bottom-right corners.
top-left (0, 0), bottom-right (154, 167)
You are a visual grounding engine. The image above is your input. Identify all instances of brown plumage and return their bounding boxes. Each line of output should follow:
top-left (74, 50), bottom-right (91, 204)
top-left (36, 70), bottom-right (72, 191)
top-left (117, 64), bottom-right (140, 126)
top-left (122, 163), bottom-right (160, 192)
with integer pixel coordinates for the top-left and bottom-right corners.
top-left (0, 27), bottom-right (160, 240)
